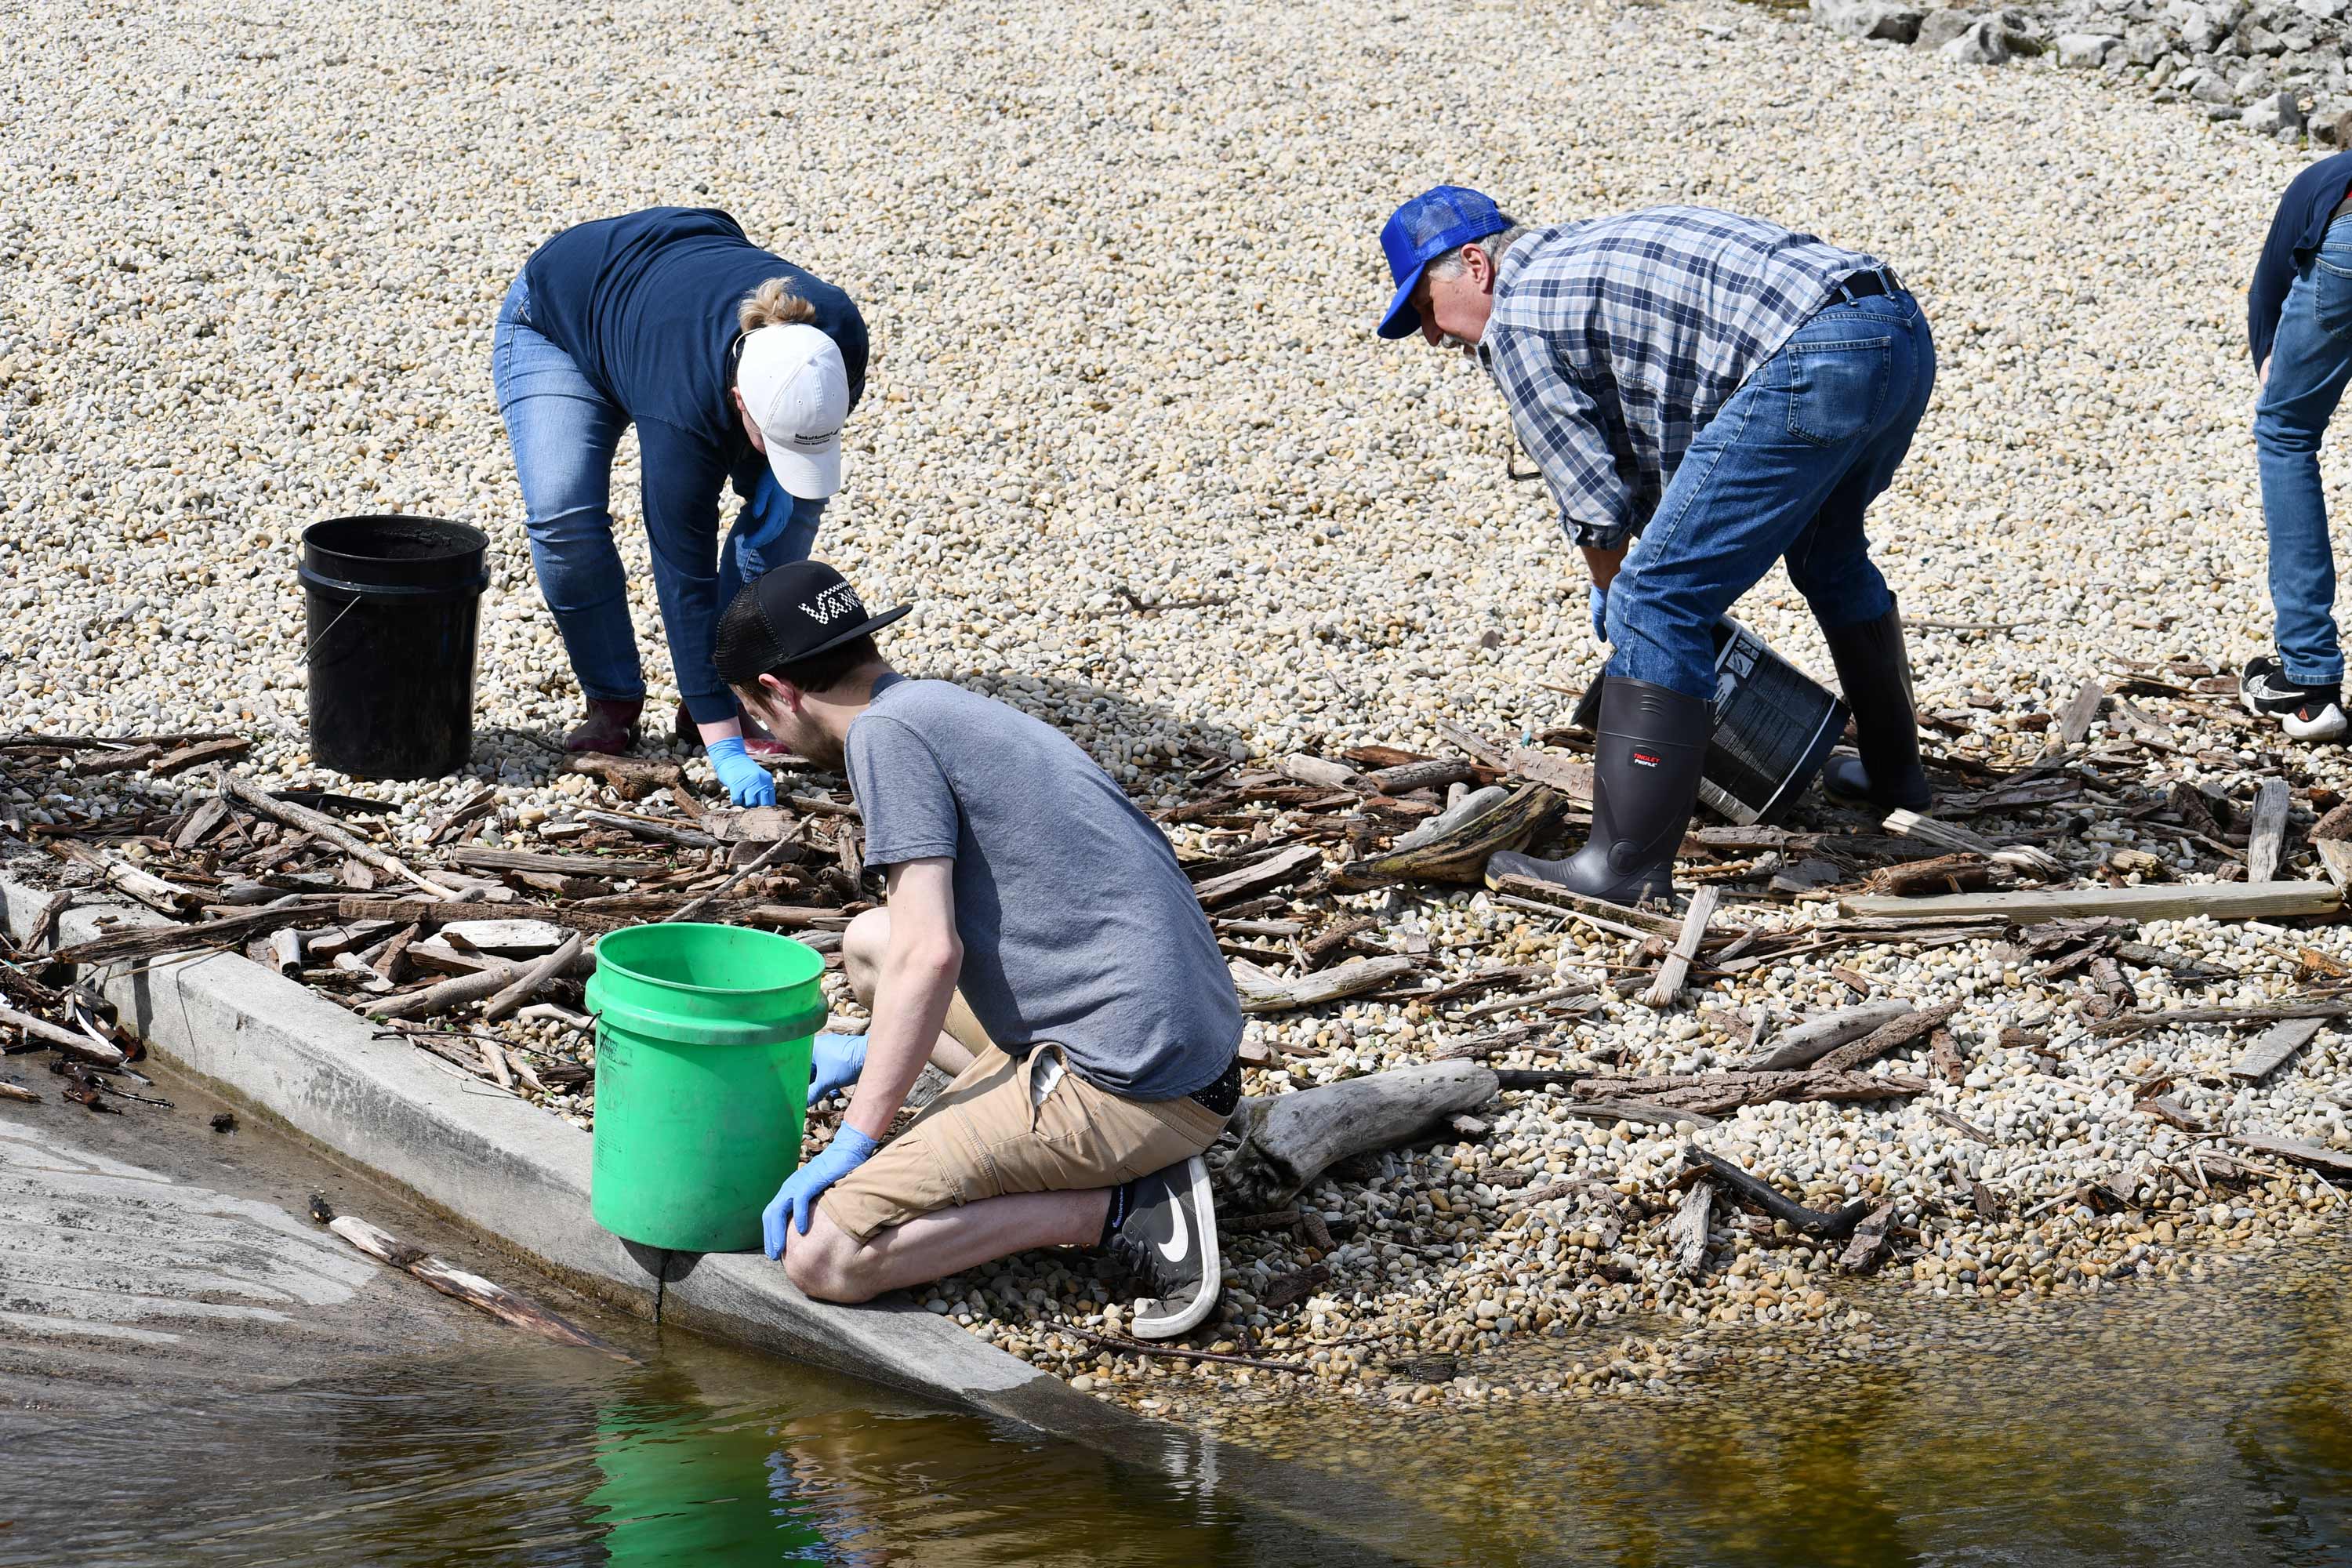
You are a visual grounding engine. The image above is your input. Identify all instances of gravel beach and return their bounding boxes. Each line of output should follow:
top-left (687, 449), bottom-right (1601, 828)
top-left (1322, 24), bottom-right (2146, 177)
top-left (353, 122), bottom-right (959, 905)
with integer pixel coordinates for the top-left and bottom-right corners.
top-left (8, 0), bottom-right (2352, 1418)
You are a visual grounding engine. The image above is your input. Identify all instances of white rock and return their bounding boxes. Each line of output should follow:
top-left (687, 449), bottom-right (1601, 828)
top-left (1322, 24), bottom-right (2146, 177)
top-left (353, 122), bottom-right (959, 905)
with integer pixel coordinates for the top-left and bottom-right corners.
top-left (2056, 32), bottom-right (2121, 67)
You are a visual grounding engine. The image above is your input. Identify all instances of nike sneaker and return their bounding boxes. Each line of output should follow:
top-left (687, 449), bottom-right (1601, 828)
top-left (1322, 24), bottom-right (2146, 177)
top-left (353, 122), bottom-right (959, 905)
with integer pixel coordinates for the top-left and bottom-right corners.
top-left (2241, 655), bottom-right (2349, 742)
top-left (1103, 1153), bottom-right (1221, 1340)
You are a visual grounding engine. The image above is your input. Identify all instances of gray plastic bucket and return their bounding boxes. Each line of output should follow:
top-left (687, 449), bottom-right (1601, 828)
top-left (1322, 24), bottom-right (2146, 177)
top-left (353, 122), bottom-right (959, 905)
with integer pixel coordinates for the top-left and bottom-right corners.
top-left (1573, 616), bottom-right (1849, 826)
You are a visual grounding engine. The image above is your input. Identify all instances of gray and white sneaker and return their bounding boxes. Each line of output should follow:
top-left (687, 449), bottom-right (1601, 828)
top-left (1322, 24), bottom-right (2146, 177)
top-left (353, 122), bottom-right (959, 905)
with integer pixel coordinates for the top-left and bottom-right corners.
top-left (1103, 1154), bottom-right (1221, 1340)
top-left (2242, 655), bottom-right (2349, 742)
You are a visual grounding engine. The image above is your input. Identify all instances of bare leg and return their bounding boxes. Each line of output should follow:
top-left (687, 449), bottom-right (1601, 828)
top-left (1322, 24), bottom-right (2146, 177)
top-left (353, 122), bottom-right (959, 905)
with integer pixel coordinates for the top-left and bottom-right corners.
top-left (784, 1188), bottom-right (1112, 1303)
top-left (842, 907), bottom-right (989, 1075)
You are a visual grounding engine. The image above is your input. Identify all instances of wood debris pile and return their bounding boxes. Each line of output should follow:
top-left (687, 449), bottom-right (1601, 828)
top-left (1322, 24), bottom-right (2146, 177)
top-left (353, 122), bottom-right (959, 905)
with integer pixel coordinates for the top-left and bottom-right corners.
top-left (0, 734), bottom-right (876, 1108)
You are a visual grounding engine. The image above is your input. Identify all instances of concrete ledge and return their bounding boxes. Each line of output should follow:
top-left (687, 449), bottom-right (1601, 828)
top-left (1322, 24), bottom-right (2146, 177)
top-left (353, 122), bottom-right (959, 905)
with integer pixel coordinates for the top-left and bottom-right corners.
top-left (2, 863), bottom-right (1443, 1558)
top-left (0, 869), bottom-right (1132, 1441)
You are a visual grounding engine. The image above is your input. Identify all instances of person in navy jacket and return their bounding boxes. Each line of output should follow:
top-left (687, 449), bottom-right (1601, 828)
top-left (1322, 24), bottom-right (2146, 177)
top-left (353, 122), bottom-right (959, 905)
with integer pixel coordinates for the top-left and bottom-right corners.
top-left (492, 207), bottom-right (869, 801)
top-left (2245, 154), bottom-right (2352, 742)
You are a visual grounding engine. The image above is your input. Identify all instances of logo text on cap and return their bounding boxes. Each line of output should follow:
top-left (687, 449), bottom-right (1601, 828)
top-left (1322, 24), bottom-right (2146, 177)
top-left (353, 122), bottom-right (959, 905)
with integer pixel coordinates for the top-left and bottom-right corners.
top-left (800, 583), bottom-right (865, 626)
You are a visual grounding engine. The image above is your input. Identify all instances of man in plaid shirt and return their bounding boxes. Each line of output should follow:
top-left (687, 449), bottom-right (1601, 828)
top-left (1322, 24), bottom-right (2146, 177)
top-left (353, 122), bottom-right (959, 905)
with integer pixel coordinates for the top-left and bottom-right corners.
top-left (1375, 186), bottom-right (1937, 907)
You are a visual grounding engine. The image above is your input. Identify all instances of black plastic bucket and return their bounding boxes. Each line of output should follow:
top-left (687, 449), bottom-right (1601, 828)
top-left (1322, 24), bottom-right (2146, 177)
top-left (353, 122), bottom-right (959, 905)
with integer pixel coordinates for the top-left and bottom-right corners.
top-left (1573, 616), bottom-right (1849, 826)
top-left (299, 515), bottom-right (489, 780)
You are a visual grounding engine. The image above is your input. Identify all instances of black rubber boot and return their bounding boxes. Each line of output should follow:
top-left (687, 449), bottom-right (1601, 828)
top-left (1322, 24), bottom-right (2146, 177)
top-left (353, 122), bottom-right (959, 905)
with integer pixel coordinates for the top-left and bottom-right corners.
top-left (1484, 677), bottom-right (1711, 909)
top-left (1818, 605), bottom-right (1932, 812)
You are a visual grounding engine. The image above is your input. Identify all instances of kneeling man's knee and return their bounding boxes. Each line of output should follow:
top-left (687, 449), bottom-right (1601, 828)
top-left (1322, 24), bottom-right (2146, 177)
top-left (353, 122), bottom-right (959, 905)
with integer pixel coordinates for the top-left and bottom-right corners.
top-left (783, 1212), bottom-right (878, 1303)
top-left (840, 909), bottom-right (891, 1002)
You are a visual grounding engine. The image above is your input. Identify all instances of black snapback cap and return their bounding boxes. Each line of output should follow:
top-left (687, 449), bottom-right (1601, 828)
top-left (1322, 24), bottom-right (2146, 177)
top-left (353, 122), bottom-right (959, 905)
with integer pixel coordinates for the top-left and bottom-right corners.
top-left (713, 561), bottom-right (909, 683)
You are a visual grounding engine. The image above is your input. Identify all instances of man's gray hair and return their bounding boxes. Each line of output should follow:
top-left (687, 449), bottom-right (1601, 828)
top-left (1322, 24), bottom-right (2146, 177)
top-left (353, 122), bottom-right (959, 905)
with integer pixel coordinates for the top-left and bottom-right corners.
top-left (1428, 224), bottom-right (1531, 281)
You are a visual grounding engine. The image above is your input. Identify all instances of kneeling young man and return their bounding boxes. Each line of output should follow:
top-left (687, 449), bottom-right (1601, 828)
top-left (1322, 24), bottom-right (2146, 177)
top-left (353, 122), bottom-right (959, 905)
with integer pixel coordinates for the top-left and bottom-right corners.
top-left (713, 561), bottom-right (1242, 1338)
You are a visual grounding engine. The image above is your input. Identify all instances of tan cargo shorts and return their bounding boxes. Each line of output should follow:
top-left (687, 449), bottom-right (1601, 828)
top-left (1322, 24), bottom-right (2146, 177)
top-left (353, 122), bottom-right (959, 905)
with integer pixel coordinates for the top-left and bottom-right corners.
top-left (818, 1040), bottom-right (1230, 1243)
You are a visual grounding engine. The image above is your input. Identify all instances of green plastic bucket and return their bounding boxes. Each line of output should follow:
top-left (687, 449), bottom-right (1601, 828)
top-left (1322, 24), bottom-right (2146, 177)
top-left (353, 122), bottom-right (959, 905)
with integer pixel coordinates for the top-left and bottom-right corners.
top-left (586, 924), bottom-right (826, 1252)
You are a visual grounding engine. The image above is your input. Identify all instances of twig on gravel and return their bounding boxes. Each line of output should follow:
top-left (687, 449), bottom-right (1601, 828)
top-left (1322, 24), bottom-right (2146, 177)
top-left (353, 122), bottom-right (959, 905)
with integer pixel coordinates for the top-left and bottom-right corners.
top-left (222, 776), bottom-right (464, 900)
top-left (1061, 1325), bottom-right (1307, 1374)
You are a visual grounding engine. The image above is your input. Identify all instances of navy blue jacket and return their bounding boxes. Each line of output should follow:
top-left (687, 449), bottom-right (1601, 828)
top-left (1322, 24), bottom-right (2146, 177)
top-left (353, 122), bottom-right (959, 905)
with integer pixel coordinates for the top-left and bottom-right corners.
top-left (2251, 154), bottom-right (2352, 368)
top-left (520, 208), bottom-right (868, 716)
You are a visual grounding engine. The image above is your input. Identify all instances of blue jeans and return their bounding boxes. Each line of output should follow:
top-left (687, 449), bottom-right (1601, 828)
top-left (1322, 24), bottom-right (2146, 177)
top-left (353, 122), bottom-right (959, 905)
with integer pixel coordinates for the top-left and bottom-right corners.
top-left (1605, 290), bottom-right (1936, 702)
top-left (490, 276), bottom-right (822, 711)
top-left (2254, 220), bottom-right (2352, 687)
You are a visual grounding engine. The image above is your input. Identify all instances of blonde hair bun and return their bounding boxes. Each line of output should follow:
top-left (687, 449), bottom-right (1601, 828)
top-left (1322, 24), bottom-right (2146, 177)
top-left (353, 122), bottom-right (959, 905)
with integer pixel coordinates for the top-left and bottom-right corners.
top-left (739, 278), bottom-right (818, 333)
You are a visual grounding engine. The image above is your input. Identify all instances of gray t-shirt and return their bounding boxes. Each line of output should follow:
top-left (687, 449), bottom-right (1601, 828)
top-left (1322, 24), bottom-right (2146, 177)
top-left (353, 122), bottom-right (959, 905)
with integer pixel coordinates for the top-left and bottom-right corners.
top-left (844, 675), bottom-right (1241, 1101)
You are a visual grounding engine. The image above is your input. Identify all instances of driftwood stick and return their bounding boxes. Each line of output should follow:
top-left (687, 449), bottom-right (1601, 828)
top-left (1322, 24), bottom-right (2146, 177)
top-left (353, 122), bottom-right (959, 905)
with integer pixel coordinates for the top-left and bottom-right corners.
top-left (1563, 1098), bottom-right (1719, 1130)
top-left (480, 933), bottom-right (587, 1024)
top-left (1840, 881), bottom-right (2340, 922)
top-left (477, 1034), bottom-right (517, 1091)
top-left (2249, 779), bottom-right (2293, 884)
top-left (1813, 1002), bottom-right (1959, 1074)
top-left (2089, 999), bottom-right (2352, 1038)
top-left (45, 904), bottom-right (326, 968)
top-left (1741, 1000), bottom-right (1913, 1071)
top-left (1665, 1179), bottom-right (1712, 1276)
top-left (0, 960), bottom-right (61, 1015)
top-left (1641, 884), bottom-right (1719, 1007)
top-left (1883, 808), bottom-right (2063, 880)
top-left (223, 776), bottom-right (465, 900)
top-left (1486, 875), bottom-right (1682, 936)
top-left (325, 1213), bottom-right (632, 1360)
top-left (2057, 677), bottom-right (2105, 745)
top-left (0, 1001), bottom-right (126, 1067)
top-left (1682, 1147), bottom-right (1872, 1239)
top-left (2235, 1133), bottom-right (2352, 1179)
top-left (2230, 1016), bottom-right (2328, 1084)
top-left (1062, 1325), bottom-right (1308, 1374)
top-left (26, 888), bottom-right (74, 951)
top-left (1219, 1062), bottom-right (1498, 1210)
top-left (1864, 852), bottom-right (1994, 897)
top-left (1838, 1200), bottom-right (1900, 1272)
top-left (366, 960), bottom-right (532, 1022)
top-left (0, 1080), bottom-right (39, 1104)
top-left (666, 839), bottom-right (796, 926)
top-left (1229, 954), bottom-right (1419, 1014)
top-left (575, 810), bottom-right (720, 850)
top-left (46, 840), bottom-right (201, 915)
top-left (1193, 843), bottom-right (1325, 908)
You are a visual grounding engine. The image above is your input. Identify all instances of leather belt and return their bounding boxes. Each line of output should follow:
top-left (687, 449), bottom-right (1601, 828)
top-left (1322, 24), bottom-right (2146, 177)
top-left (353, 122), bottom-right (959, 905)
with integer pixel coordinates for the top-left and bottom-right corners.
top-left (1830, 266), bottom-right (1902, 303)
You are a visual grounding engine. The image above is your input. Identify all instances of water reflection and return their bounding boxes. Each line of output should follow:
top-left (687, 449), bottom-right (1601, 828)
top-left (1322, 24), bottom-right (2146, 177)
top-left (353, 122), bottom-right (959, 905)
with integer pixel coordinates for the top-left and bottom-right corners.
top-left (1, 1338), bottom-right (1369, 1567)
top-left (12, 1243), bottom-right (2352, 1566)
top-left (590, 1382), bottom-right (829, 1564)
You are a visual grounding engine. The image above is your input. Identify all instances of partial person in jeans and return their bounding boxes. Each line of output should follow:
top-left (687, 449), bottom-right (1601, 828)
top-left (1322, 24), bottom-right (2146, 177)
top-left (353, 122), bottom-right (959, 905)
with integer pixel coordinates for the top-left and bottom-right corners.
top-left (711, 561), bottom-right (1242, 1338)
top-left (1374, 187), bottom-right (1936, 907)
top-left (2245, 154), bottom-right (2352, 742)
top-left (492, 207), bottom-right (869, 797)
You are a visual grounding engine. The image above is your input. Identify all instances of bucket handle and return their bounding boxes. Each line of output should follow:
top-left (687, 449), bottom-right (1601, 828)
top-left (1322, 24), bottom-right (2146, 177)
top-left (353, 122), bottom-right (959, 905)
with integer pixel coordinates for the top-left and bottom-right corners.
top-left (298, 564), bottom-right (492, 601)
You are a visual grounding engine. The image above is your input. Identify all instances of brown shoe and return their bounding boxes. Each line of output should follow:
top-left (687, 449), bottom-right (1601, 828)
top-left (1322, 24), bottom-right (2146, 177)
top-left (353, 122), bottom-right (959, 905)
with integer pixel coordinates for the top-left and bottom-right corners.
top-left (564, 699), bottom-right (642, 754)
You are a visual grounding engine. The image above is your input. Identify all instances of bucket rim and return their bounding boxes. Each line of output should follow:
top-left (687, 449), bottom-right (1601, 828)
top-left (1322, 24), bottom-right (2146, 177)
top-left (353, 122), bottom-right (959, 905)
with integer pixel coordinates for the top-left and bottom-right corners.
top-left (303, 514), bottom-right (490, 563)
top-left (591, 921), bottom-right (826, 996)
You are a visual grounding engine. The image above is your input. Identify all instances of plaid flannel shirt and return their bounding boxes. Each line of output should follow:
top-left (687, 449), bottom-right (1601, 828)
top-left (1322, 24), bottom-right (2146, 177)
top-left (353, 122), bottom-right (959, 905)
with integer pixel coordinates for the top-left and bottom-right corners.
top-left (1481, 206), bottom-right (1882, 551)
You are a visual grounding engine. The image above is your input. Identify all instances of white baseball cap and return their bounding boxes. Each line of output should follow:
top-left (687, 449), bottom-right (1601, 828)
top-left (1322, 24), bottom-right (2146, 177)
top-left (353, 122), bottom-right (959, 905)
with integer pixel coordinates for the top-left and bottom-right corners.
top-left (737, 323), bottom-right (850, 499)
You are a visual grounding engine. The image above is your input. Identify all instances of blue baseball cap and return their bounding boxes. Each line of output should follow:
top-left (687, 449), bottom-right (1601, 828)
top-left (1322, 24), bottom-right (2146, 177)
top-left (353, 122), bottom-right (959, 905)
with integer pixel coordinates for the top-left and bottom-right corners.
top-left (1377, 185), bottom-right (1510, 340)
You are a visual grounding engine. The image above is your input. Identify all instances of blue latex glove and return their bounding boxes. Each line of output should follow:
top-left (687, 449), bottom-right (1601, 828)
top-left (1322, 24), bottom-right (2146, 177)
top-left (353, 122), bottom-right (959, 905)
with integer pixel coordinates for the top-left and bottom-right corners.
top-left (808, 1031), bottom-right (869, 1105)
top-left (764, 1123), bottom-right (879, 1258)
top-left (735, 490), bottom-right (828, 581)
top-left (1588, 583), bottom-right (1610, 645)
top-left (706, 735), bottom-right (776, 807)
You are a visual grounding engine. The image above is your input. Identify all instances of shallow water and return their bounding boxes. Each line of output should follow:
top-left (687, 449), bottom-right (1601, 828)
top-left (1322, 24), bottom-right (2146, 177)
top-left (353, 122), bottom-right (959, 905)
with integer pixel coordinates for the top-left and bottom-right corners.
top-left (1227, 1231), bottom-right (2352, 1566)
top-left (9, 1240), bottom-right (2352, 1566)
top-left (2, 1335), bottom-right (1363, 1567)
